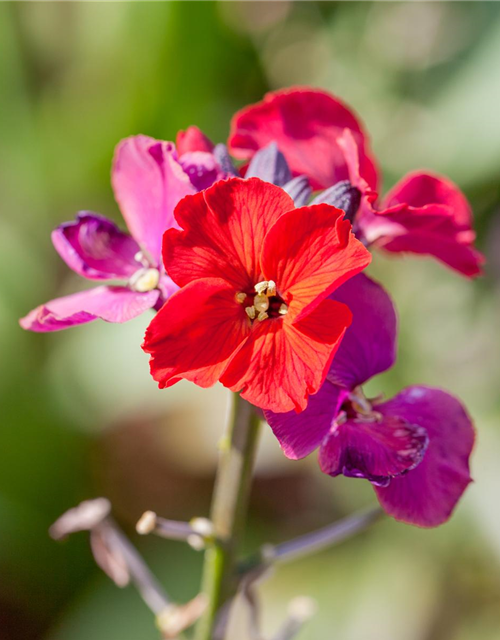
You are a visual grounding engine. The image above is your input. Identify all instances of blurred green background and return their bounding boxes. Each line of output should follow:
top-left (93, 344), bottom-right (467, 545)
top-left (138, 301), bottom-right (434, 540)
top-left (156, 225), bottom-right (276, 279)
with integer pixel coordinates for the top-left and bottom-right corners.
top-left (1, 2), bottom-right (500, 639)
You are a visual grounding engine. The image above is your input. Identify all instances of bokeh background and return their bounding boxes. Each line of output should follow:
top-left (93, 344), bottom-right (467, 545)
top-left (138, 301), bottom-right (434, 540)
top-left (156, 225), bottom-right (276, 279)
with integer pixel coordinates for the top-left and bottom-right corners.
top-left (2, 2), bottom-right (500, 639)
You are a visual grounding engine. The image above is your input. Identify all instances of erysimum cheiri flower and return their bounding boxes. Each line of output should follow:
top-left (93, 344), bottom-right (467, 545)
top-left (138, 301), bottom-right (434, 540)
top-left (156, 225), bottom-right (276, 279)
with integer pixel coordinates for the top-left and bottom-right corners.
top-left (229, 87), bottom-right (483, 278)
top-left (142, 177), bottom-right (372, 413)
top-left (20, 134), bottom-right (230, 332)
top-left (265, 274), bottom-right (475, 527)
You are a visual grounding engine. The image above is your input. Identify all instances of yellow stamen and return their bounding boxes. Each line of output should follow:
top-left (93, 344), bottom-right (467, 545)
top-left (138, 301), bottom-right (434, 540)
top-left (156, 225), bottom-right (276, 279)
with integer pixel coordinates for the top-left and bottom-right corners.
top-left (278, 303), bottom-right (289, 315)
top-left (254, 293), bottom-right (269, 313)
top-left (267, 280), bottom-right (276, 296)
top-left (257, 311), bottom-right (269, 321)
top-left (235, 292), bottom-right (247, 304)
top-left (254, 281), bottom-right (269, 295)
top-left (129, 268), bottom-right (160, 292)
top-left (245, 306), bottom-right (256, 320)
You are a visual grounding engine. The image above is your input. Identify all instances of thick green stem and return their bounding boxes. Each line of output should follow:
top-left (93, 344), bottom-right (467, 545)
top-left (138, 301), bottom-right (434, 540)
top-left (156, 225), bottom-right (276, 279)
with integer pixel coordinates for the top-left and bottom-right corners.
top-left (196, 393), bottom-right (261, 640)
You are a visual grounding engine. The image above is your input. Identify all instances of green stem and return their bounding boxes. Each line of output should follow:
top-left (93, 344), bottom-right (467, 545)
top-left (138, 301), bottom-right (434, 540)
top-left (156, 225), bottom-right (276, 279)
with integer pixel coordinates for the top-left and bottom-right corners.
top-left (195, 393), bottom-right (261, 640)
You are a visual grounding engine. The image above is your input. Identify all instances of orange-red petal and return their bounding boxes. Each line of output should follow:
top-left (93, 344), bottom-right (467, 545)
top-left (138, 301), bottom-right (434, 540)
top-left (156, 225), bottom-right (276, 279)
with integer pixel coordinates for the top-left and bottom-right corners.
top-left (221, 298), bottom-right (352, 412)
top-left (262, 203), bottom-right (371, 321)
top-left (143, 277), bottom-right (250, 389)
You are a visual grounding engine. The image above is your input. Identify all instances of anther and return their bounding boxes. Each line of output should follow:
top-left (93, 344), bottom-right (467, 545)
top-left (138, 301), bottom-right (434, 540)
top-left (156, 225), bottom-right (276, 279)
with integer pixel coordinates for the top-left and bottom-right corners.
top-left (278, 303), bottom-right (289, 315)
top-left (129, 268), bottom-right (160, 292)
top-left (254, 281), bottom-right (269, 295)
top-left (267, 280), bottom-right (276, 296)
top-left (254, 294), bottom-right (270, 313)
top-left (245, 306), bottom-right (256, 320)
top-left (235, 292), bottom-right (247, 304)
top-left (257, 311), bottom-right (269, 321)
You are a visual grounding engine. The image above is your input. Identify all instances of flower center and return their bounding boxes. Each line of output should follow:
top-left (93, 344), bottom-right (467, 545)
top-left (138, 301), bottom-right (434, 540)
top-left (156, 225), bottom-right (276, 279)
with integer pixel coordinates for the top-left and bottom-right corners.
top-left (338, 387), bottom-right (383, 423)
top-left (236, 280), bottom-right (288, 322)
top-left (129, 267), bottom-right (160, 292)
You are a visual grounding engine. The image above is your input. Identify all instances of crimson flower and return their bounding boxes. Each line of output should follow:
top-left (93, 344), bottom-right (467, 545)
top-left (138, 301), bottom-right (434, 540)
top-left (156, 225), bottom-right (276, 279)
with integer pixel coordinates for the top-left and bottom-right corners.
top-left (143, 177), bottom-right (371, 413)
top-left (229, 87), bottom-right (483, 278)
top-left (265, 274), bottom-right (475, 527)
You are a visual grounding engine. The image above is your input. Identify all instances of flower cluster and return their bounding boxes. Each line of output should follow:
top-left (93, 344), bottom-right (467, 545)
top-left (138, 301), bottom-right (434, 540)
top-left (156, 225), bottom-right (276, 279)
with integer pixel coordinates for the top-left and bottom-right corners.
top-left (21, 86), bottom-right (478, 528)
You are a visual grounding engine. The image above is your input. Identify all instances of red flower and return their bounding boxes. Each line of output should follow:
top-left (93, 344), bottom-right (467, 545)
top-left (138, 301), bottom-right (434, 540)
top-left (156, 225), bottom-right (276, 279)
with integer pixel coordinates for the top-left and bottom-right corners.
top-left (228, 86), bottom-right (378, 191)
top-left (143, 178), bottom-right (371, 412)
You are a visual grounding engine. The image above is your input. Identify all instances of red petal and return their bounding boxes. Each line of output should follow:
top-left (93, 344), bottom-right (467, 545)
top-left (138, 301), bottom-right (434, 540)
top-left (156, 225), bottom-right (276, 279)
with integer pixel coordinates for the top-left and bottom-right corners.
top-left (143, 278), bottom-right (250, 389)
top-left (176, 126), bottom-right (214, 155)
top-left (262, 204), bottom-right (371, 320)
top-left (382, 171), bottom-right (472, 226)
top-left (165, 177), bottom-right (294, 290)
top-left (228, 87), bottom-right (378, 190)
top-left (221, 298), bottom-right (352, 412)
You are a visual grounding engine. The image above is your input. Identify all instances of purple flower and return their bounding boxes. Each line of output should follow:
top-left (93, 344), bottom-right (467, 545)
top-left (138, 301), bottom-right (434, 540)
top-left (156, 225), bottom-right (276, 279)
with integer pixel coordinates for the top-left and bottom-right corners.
top-left (20, 135), bottom-right (200, 331)
top-left (265, 274), bottom-right (475, 527)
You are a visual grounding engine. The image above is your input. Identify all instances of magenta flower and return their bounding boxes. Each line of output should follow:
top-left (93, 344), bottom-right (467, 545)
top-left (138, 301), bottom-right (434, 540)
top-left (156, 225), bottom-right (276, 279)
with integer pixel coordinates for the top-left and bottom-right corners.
top-left (19, 134), bottom-right (221, 332)
top-left (229, 88), bottom-right (483, 278)
top-left (264, 274), bottom-right (475, 527)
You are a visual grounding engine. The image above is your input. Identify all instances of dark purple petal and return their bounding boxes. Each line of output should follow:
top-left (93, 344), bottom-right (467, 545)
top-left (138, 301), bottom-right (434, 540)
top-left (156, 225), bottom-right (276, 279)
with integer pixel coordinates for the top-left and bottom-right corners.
top-left (20, 286), bottom-right (159, 332)
top-left (373, 386), bottom-right (475, 527)
top-left (112, 136), bottom-right (195, 264)
top-left (51, 212), bottom-right (142, 281)
top-left (310, 180), bottom-right (361, 224)
top-left (213, 143), bottom-right (239, 176)
top-left (327, 274), bottom-right (397, 389)
top-left (264, 382), bottom-right (346, 460)
top-left (319, 413), bottom-right (428, 487)
top-left (283, 176), bottom-right (311, 207)
top-left (245, 142), bottom-right (292, 186)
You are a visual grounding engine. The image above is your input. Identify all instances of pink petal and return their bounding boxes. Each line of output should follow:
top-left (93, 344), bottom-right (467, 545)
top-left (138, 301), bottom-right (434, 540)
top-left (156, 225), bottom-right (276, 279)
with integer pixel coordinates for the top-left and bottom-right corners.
top-left (51, 212), bottom-right (141, 280)
top-left (229, 87), bottom-right (378, 191)
top-left (112, 135), bottom-right (195, 264)
top-left (319, 413), bottom-right (428, 487)
top-left (374, 386), bottom-right (475, 527)
top-left (20, 286), bottom-right (158, 332)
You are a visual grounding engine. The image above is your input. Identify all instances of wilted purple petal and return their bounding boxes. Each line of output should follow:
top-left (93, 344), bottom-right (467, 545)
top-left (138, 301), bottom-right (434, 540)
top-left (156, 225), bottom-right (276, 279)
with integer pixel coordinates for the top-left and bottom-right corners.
top-left (49, 498), bottom-right (111, 539)
top-left (265, 382), bottom-right (346, 460)
top-left (51, 212), bottom-right (142, 280)
top-left (319, 413), bottom-right (428, 487)
top-left (20, 286), bottom-right (159, 332)
top-left (310, 180), bottom-right (361, 223)
top-left (327, 274), bottom-right (397, 389)
top-left (373, 386), bottom-right (474, 527)
top-left (112, 135), bottom-right (195, 264)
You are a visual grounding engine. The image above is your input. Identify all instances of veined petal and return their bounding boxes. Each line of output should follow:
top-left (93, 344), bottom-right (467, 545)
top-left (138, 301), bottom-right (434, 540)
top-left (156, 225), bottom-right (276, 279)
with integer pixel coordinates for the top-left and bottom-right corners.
top-left (51, 212), bottom-right (141, 280)
top-left (228, 87), bottom-right (378, 190)
top-left (319, 414), bottom-right (428, 487)
top-left (221, 298), bottom-right (352, 413)
top-left (261, 203), bottom-right (371, 320)
top-left (327, 274), bottom-right (397, 389)
top-left (112, 135), bottom-right (195, 264)
top-left (20, 286), bottom-right (158, 332)
top-left (143, 278), bottom-right (250, 389)
top-left (164, 177), bottom-right (294, 290)
top-left (265, 382), bottom-right (346, 460)
top-left (373, 386), bottom-right (475, 527)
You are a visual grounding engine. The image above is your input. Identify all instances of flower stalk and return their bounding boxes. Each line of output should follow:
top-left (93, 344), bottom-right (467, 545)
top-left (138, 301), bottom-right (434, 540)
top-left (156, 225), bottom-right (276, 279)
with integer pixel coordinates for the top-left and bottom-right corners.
top-left (195, 393), bottom-right (261, 640)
